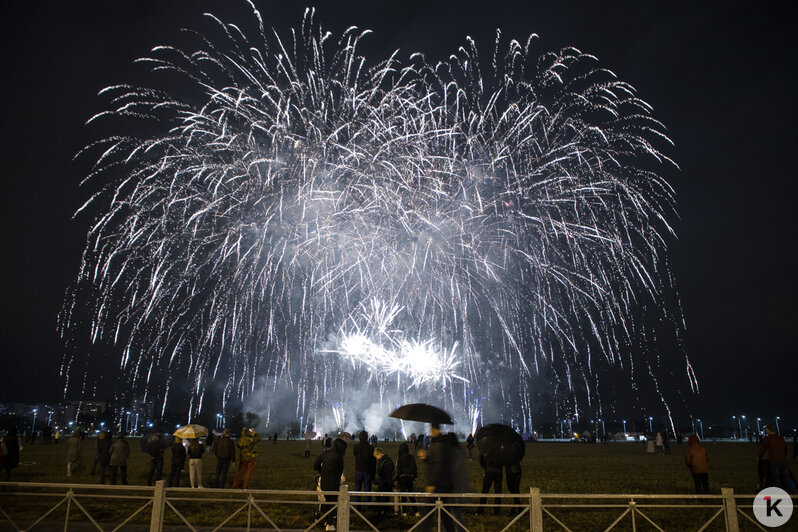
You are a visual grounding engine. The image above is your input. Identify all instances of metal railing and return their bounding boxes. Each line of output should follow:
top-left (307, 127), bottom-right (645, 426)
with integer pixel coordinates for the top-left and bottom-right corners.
top-left (1, 481), bottom-right (794, 531)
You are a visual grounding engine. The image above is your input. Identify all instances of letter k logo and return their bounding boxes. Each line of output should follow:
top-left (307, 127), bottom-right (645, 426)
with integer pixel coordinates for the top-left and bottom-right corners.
top-left (765, 496), bottom-right (783, 517)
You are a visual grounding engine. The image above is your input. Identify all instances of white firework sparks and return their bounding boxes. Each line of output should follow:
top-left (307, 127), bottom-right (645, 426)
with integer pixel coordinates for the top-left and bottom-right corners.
top-left (60, 6), bottom-right (696, 428)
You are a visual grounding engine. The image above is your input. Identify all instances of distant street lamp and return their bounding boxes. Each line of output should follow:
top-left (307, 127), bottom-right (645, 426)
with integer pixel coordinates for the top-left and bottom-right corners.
top-left (756, 417), bottom-right (761, 435)
top-left (134, 413), bottom-right (140, 434)
top-left (736, 416), bottom-right (743, 439)
top-left (741, 415), bottom-right (747, 439)
top-left (47, 410), bottom-right (54, 427)
top-left (125, 411), bottom-right (131, 434)
top-left (32, 409), bottom-right (38, 432)
top-left (648, 416), bottom-right (653, 433)
top-left (775, 417), bottom-right (781, 434)
top-left (623, 420), bottom-right (627, 433)
top-left (696, 419), bottom-right (704, 440)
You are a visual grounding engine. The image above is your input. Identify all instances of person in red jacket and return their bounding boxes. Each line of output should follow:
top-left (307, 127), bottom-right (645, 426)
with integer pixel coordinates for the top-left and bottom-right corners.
top-left (685, 434), bottom-right (709, 493)
top-left (758, 424), bottom-right (790, 490)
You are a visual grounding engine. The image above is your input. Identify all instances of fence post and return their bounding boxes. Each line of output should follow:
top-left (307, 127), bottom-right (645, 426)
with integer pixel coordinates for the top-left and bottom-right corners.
top-left (150, 480), bottom-right (166, 532)
top-left (722, 488), bottom-right (739, 532)
top-left (337, 483), bottom-right (350, 532)
top-left (529, 488), bottom-right (543, 532)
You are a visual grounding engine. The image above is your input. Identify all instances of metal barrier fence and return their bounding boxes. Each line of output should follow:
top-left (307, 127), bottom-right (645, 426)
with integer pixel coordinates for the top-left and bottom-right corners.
top-left (1, 481), bottom-right (794, 531)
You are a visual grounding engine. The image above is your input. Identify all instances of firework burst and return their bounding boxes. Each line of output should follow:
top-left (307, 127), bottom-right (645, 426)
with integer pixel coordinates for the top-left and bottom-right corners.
top-left (61, 5), bottom-right (696, 430)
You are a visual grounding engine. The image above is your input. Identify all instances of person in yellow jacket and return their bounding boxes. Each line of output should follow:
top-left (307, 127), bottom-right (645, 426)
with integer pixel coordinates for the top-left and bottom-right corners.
top-left (232, 427), bottom-right (261, 489)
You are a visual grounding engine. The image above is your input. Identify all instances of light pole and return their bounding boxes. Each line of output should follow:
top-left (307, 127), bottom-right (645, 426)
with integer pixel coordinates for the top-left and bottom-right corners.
top-left (648, 416), bottom-right (653, 433)
top-left (775, 417), bottom-right (780, 434)
top-left (736, 416), bottom-right (742, 439)
top-left (756, 417), bottom-right (761, 435)
top-left (134, 413), bottom-right (140, 434)
top-left (32, 409), bottom-right (38, 432)
top-left (125, 411), bottom-right (131, 434)
top-left (697, 419), bottom-right (704, 440)
top-left (47, 410), bottom-right (54, 427)
top-left (740, 415), bottom-right (747, 440)
top-left (623, 420), bottom-right (627, 434)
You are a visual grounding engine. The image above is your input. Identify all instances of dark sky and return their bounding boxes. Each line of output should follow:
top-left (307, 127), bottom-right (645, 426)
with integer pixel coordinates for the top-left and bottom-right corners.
top-left (1, 1), bottom-right (796, 427)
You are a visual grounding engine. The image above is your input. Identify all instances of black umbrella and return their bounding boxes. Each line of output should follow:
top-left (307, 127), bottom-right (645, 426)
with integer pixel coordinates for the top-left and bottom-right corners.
top-left (474, 424), bottom-right (525, 466)
top-left (389, 403), bottom-right (454, 425)
top-left (140, 432), bottom-right (173, 453)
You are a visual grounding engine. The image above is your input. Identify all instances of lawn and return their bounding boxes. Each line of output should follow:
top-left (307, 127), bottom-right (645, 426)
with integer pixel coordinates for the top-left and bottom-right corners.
top-left (1, 438), bottom-right (789, 531)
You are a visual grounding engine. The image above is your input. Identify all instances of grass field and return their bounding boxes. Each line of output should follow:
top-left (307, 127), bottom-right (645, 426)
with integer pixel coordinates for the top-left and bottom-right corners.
top-left (2, 438), bottom-right (794, 531)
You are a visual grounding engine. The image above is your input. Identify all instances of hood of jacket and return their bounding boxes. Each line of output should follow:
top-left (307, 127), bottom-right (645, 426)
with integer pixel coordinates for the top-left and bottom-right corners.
top-left (333, 437), bottom-right (348, 455)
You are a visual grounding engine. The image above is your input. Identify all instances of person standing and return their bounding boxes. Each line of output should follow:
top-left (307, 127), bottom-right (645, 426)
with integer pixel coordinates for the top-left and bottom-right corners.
top-left (96, 429), bottom-right (112, 483)
top-left (685, 435), bottom-right (709, 494)
top-left (476, 449), bottom-right (503, 515)
top-left (67, 431), bottom-right (82, 477)
top-left (167, 438), bottom-right (186, 487)
top-left (187, 438), bottom-right (205, 488)
top-left (206, 431), bottom-right (215, 453)
top-left (214, 429), bottom-right (236, 488)
top-left (304, 436), bottom-right (312, 459)
top-left (466, 434), bottom-right (475, 460)
top-left (232, 428), bottom-right (261, 489)
top-left (353, 430), bottom-right (376, 505)
top-left (663, 432), bottom-right (671, 455)
top-left (91, 429), bottom-right (109, 475)
top-left (418, 424), bottom-right (456, 532)
top-left (109, 433), bottom-right (130, 485)
top-left (373, 447), bottom-right (395, 518)
top-left (314, 438), bottom-right (347, 532)
top-left (655, 432), bottom-right (664, 454)
top-left (323, 434), bottom-right (332, 451)
top-left (758, 424), bottom-right (790, 490)
top-left (147, 434), bottom-right (165, 486)
top-left (505, 462), bottom-right (522, 511)
top-left (1, 427), bottom-right (20, 481)
top-left (395, 442), bottom-right (417, 515)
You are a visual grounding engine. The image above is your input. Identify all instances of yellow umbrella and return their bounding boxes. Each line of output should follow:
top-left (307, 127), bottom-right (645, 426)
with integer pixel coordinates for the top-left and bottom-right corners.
top-left (173, 424), bottom-right (209, 439)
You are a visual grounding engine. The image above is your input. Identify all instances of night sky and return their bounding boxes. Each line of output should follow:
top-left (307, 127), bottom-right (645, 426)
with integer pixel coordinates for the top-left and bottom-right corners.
top-left (2, 1), bottom-right (796, 426)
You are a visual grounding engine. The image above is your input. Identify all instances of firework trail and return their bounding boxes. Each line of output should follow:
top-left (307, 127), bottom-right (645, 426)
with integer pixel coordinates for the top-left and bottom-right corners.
top-left (61, 5), bottom-right (696, 430)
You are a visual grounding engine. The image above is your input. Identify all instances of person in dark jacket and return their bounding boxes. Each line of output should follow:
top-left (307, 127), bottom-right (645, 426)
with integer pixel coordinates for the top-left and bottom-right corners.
top-left (505, 462), bottom-right (522, 510)
top-left (96, 430), bottom-right (112, 483)
top-left (758, 424), bottom-right (790, 490)
top-left (1, 427), bottom-right (20, 481)
top-left (466, 434), bottom-right (475, 459)
top-left (353, 430), bottom-right (375, 505)
top-left (477, 449), bottom-right (503, 515)
top-left (395, 442), bottom-right (418, 515)
top-left (314, 438), bottom-right (347, 530)
top-left (168, 438), bottom-right (186, 487)
top-left (91, 430), bottom-right (109, 475)
top-left (214, 429), bottom-right (236, 488)
top-left (147, 434), bottom-right (165, 486)
top-left (373, 447), bottom-right (395, 517)
top-left (418, 424), bottom-right (456, 532)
